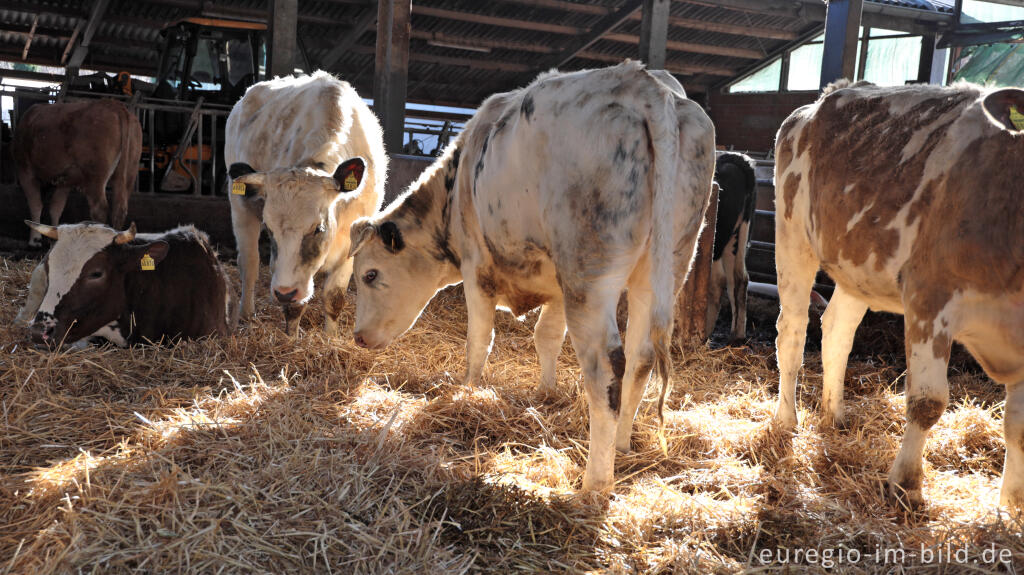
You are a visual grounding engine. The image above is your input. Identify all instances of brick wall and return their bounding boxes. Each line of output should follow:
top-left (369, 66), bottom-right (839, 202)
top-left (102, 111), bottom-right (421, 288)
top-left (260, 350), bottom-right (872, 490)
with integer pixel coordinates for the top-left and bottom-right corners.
top-left (707, 91), bottom-right (818, 154)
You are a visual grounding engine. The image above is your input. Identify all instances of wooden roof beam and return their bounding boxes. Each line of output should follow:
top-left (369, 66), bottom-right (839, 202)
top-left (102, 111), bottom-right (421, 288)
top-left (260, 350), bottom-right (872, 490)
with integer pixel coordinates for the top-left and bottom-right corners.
top-left (66, 0), bottom-right (111, 69)
top-left (576, 50), bottom-right (736, 76)
top-left (411, 6), bottom-right (585, 34)
top-left (626, 12), bottom-right (800, 40)
top-left (537, 0), bottom-right (643, 69)
top-left (410, 31), bottom-right (557, 54)
top-left (320, 2), bottom-right (378, 71)
top-left (603, 32), bottom-right (764, 59)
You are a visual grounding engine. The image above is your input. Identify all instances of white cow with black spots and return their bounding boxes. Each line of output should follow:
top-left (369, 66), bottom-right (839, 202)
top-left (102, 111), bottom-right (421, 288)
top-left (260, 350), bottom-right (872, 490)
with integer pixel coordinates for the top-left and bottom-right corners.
top-left (225, 71), bottom-right (386, 335)
top-left (346, 61), bottom-right (715, 491)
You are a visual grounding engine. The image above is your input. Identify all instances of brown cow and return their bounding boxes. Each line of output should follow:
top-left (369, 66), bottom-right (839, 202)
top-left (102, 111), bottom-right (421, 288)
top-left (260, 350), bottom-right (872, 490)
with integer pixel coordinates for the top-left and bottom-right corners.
top-left (773, 80), bottom-right (1024, 510)
top-left (14, 99), bottom-right (143, 247)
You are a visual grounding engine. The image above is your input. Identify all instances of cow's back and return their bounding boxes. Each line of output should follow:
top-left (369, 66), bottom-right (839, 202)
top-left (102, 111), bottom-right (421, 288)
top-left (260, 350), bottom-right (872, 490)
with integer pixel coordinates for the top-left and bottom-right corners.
top-left (455, 62), bottom-right (714, 288)
top-left (124, 227), bottom-right (233, 341)
top-left (14, 99), bottom-right (128, 184)
top-left (225, 71), bottom-right (386, 210)
top-left (776, 82), bottom-right (1024, 310)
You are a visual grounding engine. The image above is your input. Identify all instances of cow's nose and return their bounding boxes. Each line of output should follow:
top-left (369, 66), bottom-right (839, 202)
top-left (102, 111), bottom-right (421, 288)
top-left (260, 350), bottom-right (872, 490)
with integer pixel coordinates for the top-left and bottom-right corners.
top-left (30, 325), bottom-right (52, 346)
top-left (274, 287), bottom-right (299, 303)
top-left (353, 332), bottom-right (369, 348)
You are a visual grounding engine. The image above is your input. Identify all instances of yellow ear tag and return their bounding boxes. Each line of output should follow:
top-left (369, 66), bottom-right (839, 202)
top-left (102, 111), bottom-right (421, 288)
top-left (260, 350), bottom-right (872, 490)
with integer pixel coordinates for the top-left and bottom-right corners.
top-left (1009, 106), bottom-right (1024, 131)
top-left (343, 172), bottom-right (359, 191)
top-left (140, 254), bottom-right (155, 271)
top-left (231, 181), bottom-right (246, 195)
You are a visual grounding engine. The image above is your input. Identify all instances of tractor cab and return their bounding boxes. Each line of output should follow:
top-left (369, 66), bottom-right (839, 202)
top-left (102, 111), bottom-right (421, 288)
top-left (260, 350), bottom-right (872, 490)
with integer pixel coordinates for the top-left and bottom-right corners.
top-left (153, 17), bottom-right (267, 105)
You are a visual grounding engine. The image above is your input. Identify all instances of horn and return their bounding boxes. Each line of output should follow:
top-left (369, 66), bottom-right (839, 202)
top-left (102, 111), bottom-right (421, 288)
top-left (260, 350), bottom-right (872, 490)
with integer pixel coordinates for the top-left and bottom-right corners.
top-left (114, 222), bottom-right (137, 245)
top-left (25, 220), bottom-right (59, 240)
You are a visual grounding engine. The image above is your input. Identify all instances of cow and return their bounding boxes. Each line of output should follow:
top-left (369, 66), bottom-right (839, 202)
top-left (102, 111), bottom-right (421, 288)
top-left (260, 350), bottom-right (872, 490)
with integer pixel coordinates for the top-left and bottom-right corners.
top-left (773, 80), bottom-right (1024, 509)
top-left (23, 221), bottom-right (237, 347)
top-left (14, 99), bottom-right (142, 248)
top-left (346, 61), bottom-right (716, 491)
top-left (224, 71), bottom-right (387, 336)
top-left (705, 152), bottom-right (756, 342)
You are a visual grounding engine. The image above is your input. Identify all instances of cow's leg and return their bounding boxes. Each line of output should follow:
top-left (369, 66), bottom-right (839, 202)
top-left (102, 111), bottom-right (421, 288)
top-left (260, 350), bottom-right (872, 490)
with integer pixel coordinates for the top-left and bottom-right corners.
top-left (282, 302), bottom-right (307, 336)
top-left (84, 179), bottom-right (110, 225)
top-left (534, 298), bottom-right (566, 394)
top-left (463, 278), bottom-right (496, 387)
top-left (324, 258), bottom-right (353, 337)
top-left (1001, 381), bottom-right (1024, 508)
top-left (48, 187), bottom-right (70, 228)
top-left (773, 225), bottom-right (819, 431)
top-left (109, 171), bottom-right (130, 230)
top-left (564, 279), bottom-right (626, 491)
top-left (15, 260), bottom-right (47, 326)
top-left (705, 258), bottom-right (725, 338)
top-left (230, 197), bottom-right (261, 318)
top-left (615, 281), bottom-right (654, 453)
top-left (819, 285), bottom-right (868, 427)
top-left (886, 321), bottom-right (951, 509)
top-left (22, 173), bottom-right (44, 247)
top-left (726, 221), bottom-right (750, 342)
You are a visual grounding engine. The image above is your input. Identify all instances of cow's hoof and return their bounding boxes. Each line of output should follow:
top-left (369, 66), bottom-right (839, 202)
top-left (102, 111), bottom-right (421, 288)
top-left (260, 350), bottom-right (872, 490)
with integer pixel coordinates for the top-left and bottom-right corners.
top-left (884, 479), bottom-right (925, 512)
top-left (772, 410), bottom-right (798, 433)
top-left (821, 409), bottom-right (848, 430)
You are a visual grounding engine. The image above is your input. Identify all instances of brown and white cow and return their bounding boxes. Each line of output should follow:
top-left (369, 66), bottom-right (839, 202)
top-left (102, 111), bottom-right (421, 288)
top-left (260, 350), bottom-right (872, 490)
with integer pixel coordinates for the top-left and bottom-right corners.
top-left (14, 99), bottom-right (142, 247)
top-left (706, 152), bottom-right (756, 342)
top-left (347, 61), bottom-right (715, 491)
top-left (24, 221), bottom-right (236, 347)
top-left (225, 71), bottom-right (386, 336)
top-left (773, 80), bottom-right (1024, 508)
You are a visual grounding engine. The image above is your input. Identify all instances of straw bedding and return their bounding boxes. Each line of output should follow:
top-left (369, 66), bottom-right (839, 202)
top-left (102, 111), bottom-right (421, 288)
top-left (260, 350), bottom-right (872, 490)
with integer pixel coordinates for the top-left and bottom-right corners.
top-left (0, 254), bottom-right (1021, 574)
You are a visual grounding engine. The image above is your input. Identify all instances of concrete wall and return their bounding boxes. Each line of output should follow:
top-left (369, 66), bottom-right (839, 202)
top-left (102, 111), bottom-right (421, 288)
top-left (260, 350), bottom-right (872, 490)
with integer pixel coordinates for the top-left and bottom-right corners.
top-left (384, 154), bottom-right (433, 206)
top-left (707, 91), bottom-right (818, 153)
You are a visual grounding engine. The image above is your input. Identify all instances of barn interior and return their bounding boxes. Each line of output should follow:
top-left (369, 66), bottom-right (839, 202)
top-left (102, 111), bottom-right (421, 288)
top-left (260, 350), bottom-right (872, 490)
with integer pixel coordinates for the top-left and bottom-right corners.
top-left (1, 1), bottom-right (1023, 573)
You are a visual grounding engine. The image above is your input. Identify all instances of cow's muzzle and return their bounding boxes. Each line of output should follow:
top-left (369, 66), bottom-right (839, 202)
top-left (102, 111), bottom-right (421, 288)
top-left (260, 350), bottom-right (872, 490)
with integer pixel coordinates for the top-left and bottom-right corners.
top-left (274, 287), bottom-right (301, 304)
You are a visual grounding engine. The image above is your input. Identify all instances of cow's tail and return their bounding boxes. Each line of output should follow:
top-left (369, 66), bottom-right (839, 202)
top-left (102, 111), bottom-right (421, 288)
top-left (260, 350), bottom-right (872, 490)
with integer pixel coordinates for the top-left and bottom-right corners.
top-left (645, 89), bottom-right (681, 428)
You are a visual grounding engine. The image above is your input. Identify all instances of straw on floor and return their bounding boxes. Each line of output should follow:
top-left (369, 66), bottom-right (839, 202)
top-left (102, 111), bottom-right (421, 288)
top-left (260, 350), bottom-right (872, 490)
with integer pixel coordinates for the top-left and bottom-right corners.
top-left (0, 255), bottom-right (1020, 574)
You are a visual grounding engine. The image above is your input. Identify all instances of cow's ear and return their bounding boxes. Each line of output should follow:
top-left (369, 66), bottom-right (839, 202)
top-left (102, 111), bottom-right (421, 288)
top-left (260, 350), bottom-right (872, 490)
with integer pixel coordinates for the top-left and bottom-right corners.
top-left (120, 241), bottom-right (170, 271)
top-left (982, 88), bottom-right (1024, 132)
top-left (379, 221), bottom-right (405, 253)
top-left (333, 157), bottom-right (367, 194)
top-left (228, 162), bottom-right (256, 179)
top-left (25, 220), bottom-right (59, 240)
top-left (348, 218), bottom-right (377, 258)
top-left (228, 163), bottom-right (265, 198)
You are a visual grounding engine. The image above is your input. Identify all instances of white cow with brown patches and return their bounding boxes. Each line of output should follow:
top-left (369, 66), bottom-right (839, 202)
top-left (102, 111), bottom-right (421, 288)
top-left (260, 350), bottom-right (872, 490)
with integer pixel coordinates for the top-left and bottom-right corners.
top-left (773, 80), bottom-right (1024, 509)
top-left (347, 61), bottom-right (715, 491)
top-left (225, 71), bottom-right (386, 335)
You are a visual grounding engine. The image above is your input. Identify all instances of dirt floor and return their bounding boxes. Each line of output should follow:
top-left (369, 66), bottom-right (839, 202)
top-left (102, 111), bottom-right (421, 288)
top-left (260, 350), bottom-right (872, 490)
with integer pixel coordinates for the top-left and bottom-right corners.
top-left (0, 247), bottom-right (1021, 574)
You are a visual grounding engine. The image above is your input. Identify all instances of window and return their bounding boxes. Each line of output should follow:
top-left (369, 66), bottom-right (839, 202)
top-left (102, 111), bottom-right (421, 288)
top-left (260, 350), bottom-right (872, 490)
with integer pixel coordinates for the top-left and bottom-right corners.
top-left (861, 30), bottom-right (922, 86)
top-left (787, 41), bottom-right (824, 91)
top-left (960, 0), bottom-right (1024, 24)
top-left (727, 28), bottom-right (926, 93)
top-left (729, 58), bottom-right (782, 93)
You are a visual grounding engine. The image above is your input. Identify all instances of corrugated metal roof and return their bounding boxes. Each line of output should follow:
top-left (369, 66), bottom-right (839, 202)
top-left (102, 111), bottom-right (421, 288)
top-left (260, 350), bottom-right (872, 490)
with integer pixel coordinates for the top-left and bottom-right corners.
top-left (0, 0), bottom-right (957, 107)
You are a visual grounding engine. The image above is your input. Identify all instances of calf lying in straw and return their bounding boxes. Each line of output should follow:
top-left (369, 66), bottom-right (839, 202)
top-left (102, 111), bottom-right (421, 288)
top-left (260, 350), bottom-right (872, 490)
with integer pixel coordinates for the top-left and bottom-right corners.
top-left (20, 221), bottom-right (237, 347)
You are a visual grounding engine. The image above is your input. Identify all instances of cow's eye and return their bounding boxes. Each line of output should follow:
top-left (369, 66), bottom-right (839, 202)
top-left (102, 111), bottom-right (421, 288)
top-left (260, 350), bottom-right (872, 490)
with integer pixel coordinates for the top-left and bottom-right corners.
top-left (313, 223), bottom-right (326, 235)
top-left (88, 270), bottom-right (104, 279)
top-left (363, 269), bottom-right (378, 285)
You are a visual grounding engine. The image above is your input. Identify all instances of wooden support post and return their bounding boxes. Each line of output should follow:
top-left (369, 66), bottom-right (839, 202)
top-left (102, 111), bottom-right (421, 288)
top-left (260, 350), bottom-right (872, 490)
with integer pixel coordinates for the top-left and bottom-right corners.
top-left (374, 0), bottom-right (411, 154)
top-left (640, 0), bottom-right (670, 69)
top-left (918, 33), bottom-right (936, 84)
top-left (269, 0), bottom-right (298, 78)
top-left (676, 183), bottom-right (719, 344)
top-left (819, 0), bottom-right (863, 89)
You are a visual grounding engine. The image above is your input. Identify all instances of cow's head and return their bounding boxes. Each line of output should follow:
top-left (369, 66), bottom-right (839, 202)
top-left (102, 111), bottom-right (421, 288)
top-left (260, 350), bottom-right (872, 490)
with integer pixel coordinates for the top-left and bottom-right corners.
top-left (228, 158), bottom-right (368, 305)
top-left (24, 221), bottom-right (169, 347)
top-left (347, 216), bottom-right (460, 349)
top-left (982, 88), bottom-right (1024, 134)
